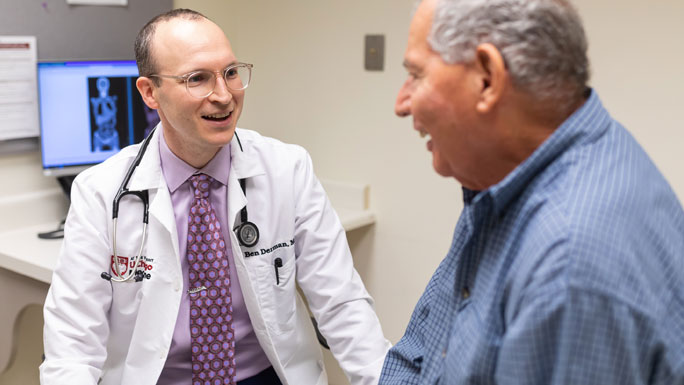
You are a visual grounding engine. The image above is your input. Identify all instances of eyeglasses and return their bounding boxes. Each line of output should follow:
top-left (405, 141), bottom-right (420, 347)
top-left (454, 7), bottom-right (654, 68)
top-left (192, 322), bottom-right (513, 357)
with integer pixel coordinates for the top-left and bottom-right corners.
top-left (148, 62), bottom-right (253, 98)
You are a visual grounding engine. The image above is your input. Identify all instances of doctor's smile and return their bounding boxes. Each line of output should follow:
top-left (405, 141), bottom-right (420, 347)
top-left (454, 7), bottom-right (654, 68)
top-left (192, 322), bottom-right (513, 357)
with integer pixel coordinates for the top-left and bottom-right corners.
top-left (203, 111), bottom-right (233, 122)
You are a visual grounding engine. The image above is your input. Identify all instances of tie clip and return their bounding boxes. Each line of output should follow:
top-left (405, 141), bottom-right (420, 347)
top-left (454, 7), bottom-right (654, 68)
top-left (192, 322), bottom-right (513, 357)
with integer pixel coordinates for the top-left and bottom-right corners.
top-left (188, 286), bottom-right (207, 294)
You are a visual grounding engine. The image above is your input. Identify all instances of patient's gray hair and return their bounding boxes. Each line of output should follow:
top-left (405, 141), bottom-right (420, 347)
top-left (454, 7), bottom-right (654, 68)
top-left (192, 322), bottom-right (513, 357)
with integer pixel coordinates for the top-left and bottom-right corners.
top-left (429, 0), bottom-right (589, 114)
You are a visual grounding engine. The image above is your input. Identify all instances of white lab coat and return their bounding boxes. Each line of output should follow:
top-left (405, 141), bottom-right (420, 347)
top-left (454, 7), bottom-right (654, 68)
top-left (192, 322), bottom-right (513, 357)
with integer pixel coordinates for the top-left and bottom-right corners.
top-left (40, 128), bottom-right (390, 385)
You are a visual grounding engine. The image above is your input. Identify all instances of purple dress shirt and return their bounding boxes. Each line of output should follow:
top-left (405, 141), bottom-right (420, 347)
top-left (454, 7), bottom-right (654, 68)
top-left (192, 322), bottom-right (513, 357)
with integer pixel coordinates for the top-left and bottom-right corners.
top-left (156, 129), bottom-right (272, 384)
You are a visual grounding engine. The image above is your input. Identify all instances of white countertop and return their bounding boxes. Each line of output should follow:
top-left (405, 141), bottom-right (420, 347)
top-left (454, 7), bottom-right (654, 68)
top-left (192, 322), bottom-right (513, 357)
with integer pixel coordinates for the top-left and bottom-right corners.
top-left (0, 223), bottom-right (62, 284)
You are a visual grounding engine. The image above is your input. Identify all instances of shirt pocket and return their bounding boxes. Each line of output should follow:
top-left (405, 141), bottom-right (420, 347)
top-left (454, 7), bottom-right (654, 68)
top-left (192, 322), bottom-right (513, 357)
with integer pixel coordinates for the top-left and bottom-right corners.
top-left (256, 250), bottom-right (297, 335)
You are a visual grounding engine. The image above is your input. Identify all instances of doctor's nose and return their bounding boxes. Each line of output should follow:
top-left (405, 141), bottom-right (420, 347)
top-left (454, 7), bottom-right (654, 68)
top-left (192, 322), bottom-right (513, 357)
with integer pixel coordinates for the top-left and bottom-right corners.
top-left (395, 78), bottom-right (412, 117)
top-left (207, 75), bottom-right (235, 105)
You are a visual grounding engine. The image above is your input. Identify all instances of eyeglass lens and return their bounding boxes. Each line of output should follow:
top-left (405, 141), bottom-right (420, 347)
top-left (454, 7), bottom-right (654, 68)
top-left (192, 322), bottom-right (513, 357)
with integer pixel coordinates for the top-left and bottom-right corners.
top-left (186, 65), bottom-right (251, 98)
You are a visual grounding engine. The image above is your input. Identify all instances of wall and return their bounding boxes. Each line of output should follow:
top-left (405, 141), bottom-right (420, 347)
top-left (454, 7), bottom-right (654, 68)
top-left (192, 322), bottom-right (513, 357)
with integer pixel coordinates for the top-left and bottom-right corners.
top-left (172, 0), bottom-right (684, 384)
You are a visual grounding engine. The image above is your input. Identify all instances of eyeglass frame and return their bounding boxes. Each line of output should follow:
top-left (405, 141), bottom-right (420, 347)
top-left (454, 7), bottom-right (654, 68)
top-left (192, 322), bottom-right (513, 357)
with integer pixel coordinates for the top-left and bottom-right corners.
top-left (147, 62), bottom-right (253, 98)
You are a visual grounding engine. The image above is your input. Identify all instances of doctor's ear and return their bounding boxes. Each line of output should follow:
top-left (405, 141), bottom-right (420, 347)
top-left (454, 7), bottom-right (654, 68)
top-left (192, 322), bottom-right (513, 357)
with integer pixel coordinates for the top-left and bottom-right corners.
top-left (136, 76), bottom-right (160, 110)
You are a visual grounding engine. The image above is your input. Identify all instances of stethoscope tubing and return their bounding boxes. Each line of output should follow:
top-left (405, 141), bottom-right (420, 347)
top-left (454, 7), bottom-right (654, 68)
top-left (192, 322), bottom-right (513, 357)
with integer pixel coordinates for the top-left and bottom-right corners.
top-left (104, 128), bottom-right (156, 283)
top-left (110, 218), bottom-right (148, 282)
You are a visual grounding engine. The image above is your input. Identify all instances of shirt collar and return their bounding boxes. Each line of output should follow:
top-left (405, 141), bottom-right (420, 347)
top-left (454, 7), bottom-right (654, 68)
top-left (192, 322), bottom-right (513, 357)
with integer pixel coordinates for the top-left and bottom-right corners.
top-left (469, 89), bottom-right (612, 216)
top-left (159, 127), bottom-right (231, 193)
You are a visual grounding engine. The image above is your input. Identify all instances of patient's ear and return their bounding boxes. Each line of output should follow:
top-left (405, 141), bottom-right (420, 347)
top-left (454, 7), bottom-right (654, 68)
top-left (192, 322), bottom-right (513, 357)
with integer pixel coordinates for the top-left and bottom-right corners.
top-left (473, 43), bottom-right (507, 114)
top-left (136, 77), bottom-right (159, 110)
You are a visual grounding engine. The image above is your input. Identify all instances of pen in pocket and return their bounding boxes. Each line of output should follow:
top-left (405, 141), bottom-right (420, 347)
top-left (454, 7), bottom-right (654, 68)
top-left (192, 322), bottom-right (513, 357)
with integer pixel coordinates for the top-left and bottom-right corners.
top-left (274, 258), bottom-right (283, 285)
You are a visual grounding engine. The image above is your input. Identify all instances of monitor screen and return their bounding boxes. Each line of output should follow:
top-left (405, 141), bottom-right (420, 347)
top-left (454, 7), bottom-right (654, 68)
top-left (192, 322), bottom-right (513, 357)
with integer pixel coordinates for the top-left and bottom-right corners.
top-left (38, 60), bottom-right (159, 176)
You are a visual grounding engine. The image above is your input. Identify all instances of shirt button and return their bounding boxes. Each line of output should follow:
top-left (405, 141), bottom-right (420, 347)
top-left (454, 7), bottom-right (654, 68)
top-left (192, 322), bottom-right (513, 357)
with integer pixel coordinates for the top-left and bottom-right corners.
top-left (174, 282), bottom-right (181, 292)
top-left (442, 349), bottom-right (447, 358)
top-left (461, 287), bottom-right (470, 299)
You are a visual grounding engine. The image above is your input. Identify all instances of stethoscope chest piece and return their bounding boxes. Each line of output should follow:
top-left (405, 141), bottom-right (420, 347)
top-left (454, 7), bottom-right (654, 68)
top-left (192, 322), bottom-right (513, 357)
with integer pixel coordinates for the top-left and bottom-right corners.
top-left (236, 221), bottom-right (259, 247)
top-left (234, 176), bottom-right (260, 248)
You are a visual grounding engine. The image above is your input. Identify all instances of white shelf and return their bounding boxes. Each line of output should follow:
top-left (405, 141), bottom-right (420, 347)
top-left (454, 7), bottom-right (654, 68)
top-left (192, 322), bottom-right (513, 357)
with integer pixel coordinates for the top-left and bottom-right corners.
top-left (336, 208), bottom-right (376, 232)
top-left (320, 179), bottom-right (376, 231)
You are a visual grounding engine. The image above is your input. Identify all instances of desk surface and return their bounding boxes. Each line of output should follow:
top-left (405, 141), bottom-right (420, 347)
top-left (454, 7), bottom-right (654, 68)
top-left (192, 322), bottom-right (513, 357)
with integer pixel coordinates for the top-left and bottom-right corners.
top-left (0, 210), bottom-right (375, 285)
top-left (0, 224), bottom-right (60, 284)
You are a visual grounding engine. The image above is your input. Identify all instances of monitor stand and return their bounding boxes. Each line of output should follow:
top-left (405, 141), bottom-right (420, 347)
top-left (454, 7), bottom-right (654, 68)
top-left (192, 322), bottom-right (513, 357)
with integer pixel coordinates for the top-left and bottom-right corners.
top-left (56, 175), bottom-right (76, 201)
top-left (36, 175), bottom-right (75, 239)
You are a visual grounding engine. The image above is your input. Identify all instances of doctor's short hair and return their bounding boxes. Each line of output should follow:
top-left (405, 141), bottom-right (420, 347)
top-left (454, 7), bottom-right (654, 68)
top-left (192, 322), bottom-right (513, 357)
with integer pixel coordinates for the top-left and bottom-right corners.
top-left (134, 8), bottom-right (209, 85)
top-left (429, 0), bottom-right (590, 116)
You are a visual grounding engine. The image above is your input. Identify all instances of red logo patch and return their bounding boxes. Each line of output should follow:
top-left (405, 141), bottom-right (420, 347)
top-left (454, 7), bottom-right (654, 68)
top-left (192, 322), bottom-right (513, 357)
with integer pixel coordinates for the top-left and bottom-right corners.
top-left (110, 255), bottom-right (129, 277)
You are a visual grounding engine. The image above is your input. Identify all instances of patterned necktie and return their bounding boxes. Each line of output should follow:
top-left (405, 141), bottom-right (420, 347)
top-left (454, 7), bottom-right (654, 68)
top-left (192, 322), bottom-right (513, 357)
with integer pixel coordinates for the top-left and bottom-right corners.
top-left (187, 173), bottom-right (236, 385)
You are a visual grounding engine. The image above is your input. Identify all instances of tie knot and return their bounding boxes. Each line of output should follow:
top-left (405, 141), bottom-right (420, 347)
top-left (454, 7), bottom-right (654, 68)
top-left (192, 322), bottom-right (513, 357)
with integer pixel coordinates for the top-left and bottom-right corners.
top-left (190, 174), bottom-right (211, 199)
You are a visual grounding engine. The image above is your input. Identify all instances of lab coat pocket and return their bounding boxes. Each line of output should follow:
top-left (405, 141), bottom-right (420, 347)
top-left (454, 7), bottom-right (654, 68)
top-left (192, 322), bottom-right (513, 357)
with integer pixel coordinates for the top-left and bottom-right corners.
top-left (111, 279), bottom-right (144, 318)
top-left (257, 253), bottom-right (297, 335)
top-left (108, 251), bottom-right (147, 317)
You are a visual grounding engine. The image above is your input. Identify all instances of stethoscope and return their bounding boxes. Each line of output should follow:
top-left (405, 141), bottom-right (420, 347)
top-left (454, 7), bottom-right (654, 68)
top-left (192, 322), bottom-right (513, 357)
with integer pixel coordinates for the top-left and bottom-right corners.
top-left (101, 127), bottom-right (260, 283)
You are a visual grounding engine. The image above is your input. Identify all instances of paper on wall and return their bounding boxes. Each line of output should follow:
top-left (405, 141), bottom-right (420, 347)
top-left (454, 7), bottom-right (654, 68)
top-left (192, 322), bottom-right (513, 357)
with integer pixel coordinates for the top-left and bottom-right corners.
top-left (0, 36), bottom-right (39, 141)
top-left (66, 0), bottom-right (127, 5)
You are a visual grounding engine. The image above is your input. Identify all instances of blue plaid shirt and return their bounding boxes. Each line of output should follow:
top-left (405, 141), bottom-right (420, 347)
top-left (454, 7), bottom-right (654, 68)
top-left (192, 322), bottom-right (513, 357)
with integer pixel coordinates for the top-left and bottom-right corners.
top-left (379, 91), bottom-right (684, 385)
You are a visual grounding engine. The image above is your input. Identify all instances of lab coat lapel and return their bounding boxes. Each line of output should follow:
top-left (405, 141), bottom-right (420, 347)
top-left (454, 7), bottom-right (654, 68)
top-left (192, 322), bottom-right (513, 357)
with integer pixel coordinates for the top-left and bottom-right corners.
top-left (226, 130), bottom-right (265, 232)
top-left (127, 126), bottom-right (177, 238)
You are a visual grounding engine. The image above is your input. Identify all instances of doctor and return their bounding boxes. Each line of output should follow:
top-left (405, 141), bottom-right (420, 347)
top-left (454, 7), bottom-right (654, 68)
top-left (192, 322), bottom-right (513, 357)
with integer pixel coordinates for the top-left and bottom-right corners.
top-left (41, 8), bottom-right (390, 385)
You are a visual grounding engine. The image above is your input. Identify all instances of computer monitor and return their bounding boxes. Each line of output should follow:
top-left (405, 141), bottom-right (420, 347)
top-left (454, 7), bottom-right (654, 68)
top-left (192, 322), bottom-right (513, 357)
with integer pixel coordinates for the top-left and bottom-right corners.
top-left (37, 60), bottom-right (159, 177)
